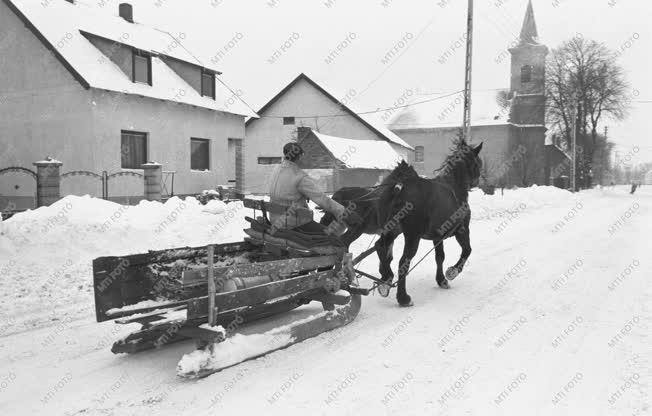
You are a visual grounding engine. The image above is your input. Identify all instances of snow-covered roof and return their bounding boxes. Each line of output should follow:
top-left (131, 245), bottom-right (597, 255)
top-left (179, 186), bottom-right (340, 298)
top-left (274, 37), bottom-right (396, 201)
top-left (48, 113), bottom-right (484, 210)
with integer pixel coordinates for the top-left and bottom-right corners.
top-left (312, 131), bottom-right (403, 170)
top-left (4, 0), bottom-right (256, 117)
top-left (388, 89), bottom-right (511, 130)
top-left (247, 73), bottom-right (413, 150)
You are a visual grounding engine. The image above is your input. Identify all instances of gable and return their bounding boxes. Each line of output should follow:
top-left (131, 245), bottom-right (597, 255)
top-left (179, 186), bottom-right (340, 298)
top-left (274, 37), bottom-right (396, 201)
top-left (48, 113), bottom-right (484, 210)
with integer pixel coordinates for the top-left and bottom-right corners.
top-left (247, 74), bottom-right (412, 149)
top-left (0, 0), bottom-right (82, 93)
top-left (2, 0), bottom-right (255, 117)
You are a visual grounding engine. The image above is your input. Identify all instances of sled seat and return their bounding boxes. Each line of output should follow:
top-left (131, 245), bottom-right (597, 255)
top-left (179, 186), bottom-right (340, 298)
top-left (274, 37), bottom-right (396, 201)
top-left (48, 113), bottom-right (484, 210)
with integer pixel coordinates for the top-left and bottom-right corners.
top-left (242, 199), bottom-right (344, 256)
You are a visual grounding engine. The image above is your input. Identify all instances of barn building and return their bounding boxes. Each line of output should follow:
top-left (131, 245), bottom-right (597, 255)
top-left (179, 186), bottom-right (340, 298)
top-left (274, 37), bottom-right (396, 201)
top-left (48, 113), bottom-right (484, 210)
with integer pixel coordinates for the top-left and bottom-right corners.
top-left (389, 0), bottom-right (565, 188)
top-left (0, 0), bottom-right (255, 209)
top-left (244, 73), bottom-right (413, 194)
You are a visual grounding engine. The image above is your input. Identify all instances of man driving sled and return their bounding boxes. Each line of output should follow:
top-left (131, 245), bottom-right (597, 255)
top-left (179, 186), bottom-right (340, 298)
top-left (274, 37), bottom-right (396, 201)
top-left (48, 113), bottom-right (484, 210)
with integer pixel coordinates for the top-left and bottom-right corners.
top-left (268, 142), bottom-right (361, 236)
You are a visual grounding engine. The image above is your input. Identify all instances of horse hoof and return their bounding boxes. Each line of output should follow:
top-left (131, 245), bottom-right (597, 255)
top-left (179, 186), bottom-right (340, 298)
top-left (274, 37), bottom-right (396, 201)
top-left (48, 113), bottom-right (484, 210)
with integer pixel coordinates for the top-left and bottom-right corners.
top-left (438, 280), bottom-right (450, 289)
top-left (397, 295), bottom-right (413, 307)
top-left (445, 267), bottom-right (459, 281)
top-left (378, 283), bottom-right (391, 298)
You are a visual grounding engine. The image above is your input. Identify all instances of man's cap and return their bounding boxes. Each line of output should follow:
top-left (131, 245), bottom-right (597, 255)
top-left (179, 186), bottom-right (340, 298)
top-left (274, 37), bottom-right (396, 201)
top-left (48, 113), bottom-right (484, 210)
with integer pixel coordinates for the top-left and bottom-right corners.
top-left (283, 142), bottom-right (304, 160)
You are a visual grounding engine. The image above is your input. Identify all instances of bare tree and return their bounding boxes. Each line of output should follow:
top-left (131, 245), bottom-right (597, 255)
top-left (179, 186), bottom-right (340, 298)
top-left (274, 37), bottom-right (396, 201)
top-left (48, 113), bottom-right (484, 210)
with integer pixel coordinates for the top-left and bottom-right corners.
top-left (546, 36), bottom-right (629, 187)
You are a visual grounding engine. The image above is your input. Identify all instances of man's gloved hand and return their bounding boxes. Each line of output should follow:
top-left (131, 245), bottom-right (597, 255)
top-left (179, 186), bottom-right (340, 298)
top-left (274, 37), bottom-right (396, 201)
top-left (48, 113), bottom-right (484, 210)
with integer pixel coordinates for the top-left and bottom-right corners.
top-left (341, 210), bottom-right (365, 227)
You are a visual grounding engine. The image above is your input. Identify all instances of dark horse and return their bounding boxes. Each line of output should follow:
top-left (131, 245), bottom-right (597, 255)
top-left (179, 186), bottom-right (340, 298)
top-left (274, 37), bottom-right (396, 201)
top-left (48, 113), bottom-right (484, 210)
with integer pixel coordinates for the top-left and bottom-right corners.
top-left (319, 160), bottom-right (419, 248)
top-left (376, 139), bottom-right (483, 306)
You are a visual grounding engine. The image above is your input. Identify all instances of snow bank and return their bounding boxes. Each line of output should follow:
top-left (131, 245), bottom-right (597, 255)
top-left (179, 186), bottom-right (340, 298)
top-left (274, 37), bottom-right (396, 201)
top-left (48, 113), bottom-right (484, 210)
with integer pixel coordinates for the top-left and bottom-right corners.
top-left (0, 195), bottom-right (248, 334)
top-left (470, 185), bottom-right (574, 221)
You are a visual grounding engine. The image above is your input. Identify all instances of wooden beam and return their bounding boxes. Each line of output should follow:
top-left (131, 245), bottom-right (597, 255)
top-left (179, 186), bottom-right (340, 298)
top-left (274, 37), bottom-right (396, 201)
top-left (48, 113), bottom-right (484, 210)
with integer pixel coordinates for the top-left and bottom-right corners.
top-left (187, 270), bottom-right (335, 319)
top-left (182, 255), bottom-right (338, 286)
top-left (207, 245), bottom-right (216, 326)
top-left (243, 198), bottom-right (313, 223)
top-left (308, 291), bottom-right (351, 305)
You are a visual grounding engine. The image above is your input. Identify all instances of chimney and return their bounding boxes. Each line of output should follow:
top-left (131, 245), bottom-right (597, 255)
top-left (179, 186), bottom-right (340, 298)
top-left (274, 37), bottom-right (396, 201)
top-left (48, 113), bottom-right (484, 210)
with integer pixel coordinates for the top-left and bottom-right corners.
top-left (119, 3), bottom-right (133, 23)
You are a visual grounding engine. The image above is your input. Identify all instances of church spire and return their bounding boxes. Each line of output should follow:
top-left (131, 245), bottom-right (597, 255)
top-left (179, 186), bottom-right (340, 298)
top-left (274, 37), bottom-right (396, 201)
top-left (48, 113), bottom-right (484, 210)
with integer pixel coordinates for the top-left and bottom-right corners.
top-left (519, 0), bottom-right (539, 45)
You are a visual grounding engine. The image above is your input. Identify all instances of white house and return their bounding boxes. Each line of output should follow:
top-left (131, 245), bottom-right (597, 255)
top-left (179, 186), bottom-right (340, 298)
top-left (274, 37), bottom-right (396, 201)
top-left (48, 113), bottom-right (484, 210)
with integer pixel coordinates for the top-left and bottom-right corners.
top-left (243, 73), bottom-right (413, 194)
top-left (0, 0), bottom-right (255, 208)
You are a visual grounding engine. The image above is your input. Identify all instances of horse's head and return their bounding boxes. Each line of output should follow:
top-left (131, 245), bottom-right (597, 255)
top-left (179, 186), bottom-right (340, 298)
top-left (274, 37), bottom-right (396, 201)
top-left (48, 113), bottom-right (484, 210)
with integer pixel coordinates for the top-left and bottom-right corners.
top-left (463, 141), bottom-right (483, 188)
top-left (384, 160), bottom-right (419, 193)
top-left (438, 140), bottom-right (483, 190)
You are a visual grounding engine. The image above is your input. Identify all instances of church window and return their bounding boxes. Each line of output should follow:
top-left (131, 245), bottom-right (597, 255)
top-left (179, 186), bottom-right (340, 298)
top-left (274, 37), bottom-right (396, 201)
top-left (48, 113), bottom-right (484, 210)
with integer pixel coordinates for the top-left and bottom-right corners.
top-left (521, 65), bottom-right (533, 83)
top-left (415, 146), bottom-right (424, 162)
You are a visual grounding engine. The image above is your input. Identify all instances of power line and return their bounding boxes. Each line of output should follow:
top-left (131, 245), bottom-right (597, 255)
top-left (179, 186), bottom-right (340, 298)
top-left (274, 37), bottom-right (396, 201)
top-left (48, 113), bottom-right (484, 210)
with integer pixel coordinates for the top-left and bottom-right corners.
top-left (255, 89), bottom-right (464, 119)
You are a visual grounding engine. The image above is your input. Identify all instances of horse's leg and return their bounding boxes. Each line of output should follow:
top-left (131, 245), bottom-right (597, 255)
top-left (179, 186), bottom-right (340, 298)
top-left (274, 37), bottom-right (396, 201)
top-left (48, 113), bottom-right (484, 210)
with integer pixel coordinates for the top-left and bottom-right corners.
top-left (446, 227), bottom-right (471, 280)
top-left (435, 239), bottom-right (450, 289)
top-left (375, 231), bottom-right (397, 283)
top-left (396, 233), bottom-right (420, 307)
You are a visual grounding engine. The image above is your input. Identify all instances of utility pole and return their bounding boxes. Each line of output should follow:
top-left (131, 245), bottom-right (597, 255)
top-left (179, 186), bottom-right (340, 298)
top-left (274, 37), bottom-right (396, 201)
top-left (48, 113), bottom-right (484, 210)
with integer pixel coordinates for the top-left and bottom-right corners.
top-left (462, 0), bottom-right (474, 142)
top-left (570, 97), bottom-right (578, 192)
top-left (602, 125), bottom-right (608, 186)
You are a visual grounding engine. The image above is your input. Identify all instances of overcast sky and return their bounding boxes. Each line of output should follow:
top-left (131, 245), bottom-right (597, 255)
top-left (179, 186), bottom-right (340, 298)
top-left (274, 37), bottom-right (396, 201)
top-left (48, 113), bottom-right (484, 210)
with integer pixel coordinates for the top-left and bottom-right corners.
top-left (83, 0), bottom-right (651, 165)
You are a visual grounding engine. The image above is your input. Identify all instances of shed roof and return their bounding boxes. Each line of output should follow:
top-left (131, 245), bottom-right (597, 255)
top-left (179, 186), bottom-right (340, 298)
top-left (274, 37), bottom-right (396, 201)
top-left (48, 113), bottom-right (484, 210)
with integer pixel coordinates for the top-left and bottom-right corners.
top-left (3, 0), bottom-right (256, 117)
top-left (311, 130), bottom-right (403, 170)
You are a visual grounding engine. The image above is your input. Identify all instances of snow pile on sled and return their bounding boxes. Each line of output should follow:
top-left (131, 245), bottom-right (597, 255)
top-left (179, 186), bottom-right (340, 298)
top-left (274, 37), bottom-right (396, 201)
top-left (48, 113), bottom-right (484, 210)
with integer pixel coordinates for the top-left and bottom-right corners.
top-left (177, 328), bottom-right (294, 377)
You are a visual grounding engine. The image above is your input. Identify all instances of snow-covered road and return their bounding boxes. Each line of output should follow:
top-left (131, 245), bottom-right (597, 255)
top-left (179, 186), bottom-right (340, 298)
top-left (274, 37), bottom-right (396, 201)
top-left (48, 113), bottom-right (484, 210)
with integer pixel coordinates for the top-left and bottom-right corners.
top-left (0, 186), bottom-right (649, 416)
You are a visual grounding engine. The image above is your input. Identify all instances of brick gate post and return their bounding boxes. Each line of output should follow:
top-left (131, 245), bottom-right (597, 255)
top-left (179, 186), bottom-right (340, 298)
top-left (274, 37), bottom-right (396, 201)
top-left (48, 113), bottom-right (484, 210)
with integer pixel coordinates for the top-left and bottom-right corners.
top-left (33, 157), bottom-right (63, 207)
top-left (142, 162), bottom-right (162, 201)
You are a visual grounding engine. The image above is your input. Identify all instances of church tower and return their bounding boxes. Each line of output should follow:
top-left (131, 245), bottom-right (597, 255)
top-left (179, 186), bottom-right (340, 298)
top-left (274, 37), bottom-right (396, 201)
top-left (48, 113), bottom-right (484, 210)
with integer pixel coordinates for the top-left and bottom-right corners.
top-left (509, 0), bottom-right (548, 125)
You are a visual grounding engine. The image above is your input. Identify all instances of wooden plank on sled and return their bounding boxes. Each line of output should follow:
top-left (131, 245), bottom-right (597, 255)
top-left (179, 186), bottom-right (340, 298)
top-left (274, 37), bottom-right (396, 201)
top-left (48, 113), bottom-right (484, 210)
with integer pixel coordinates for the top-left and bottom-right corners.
top-left (93, 240), bottom-right (253, 322)
top-left (308, 291), bottom-right (351, 305)
top-left (186, 270), bottom-right (336, 320)
top-left (243, 228), bottom-right (340, 256)
top-left (114, 305), bottom-right (186, 325)
top-left (104, 299), bottom-right (189, 320)
top-left (243, 198), bottom-right (314, 224)
top-left (182, 255), bottom-right (339, 286)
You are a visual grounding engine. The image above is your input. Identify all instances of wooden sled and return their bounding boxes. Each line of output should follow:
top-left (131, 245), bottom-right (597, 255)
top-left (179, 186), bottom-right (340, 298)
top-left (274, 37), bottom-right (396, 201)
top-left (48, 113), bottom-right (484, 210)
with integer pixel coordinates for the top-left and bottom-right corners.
top-left (92, 198), bottom-right (369, 378)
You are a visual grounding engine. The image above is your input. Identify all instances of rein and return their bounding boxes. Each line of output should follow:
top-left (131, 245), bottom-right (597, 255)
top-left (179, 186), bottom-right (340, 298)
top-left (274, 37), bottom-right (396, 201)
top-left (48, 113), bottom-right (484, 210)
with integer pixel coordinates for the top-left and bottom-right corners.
top-left (345, 183), bottom-right (393, 203)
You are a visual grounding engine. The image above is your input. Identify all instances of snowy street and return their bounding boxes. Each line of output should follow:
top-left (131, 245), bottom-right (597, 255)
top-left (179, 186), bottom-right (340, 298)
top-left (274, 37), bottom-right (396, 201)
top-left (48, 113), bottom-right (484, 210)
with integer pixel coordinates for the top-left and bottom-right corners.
top-left (0, 186), bottom-right (648, 415)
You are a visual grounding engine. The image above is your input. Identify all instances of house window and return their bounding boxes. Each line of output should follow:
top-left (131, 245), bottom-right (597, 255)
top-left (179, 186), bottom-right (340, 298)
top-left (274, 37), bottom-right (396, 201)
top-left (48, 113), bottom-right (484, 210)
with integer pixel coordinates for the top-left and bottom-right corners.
top-left (132, 49), bottom-right (151, 85)
top-left (121, 130), bottom-right (148, 169)
top-left (415, 146), bottom-right (424, 162)
top-left (258, 157), bottom-right (282, 165)
top-left (201, 69), bottom-right (215, 99)
top-left (191, 138), bottom-right (210, 170)
top-left (521, 65), bottom-right (532, 83)
top-left (283, 117), bottom-right (295, 125)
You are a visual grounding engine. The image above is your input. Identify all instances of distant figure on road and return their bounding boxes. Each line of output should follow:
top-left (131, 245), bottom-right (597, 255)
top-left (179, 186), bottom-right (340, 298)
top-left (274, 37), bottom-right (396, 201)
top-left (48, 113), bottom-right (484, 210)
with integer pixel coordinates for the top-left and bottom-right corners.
top-left (630, 182), bottom-right (638, 194)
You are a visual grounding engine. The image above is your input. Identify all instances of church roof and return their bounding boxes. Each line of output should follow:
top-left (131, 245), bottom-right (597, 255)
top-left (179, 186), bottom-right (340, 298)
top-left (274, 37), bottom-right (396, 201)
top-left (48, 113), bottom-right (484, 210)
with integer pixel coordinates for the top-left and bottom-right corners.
top-left (519, 0), bottom-right (540, 45)
top-left (387, 89), bottom-right (511, 130)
